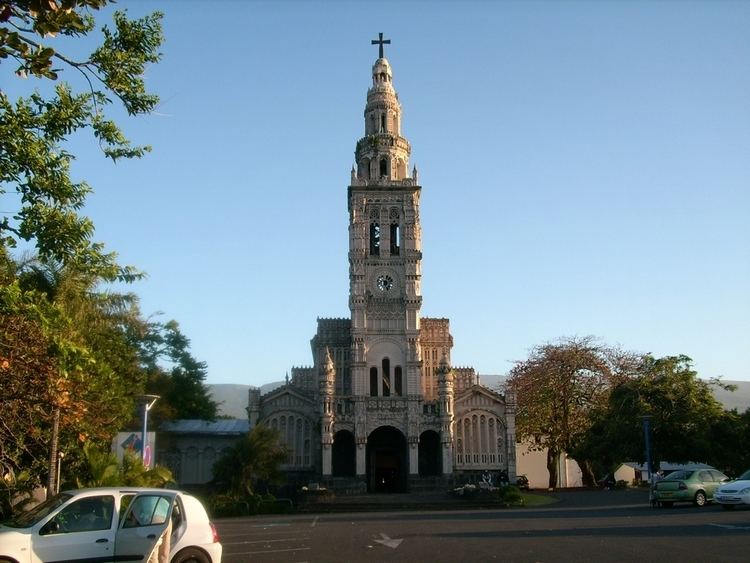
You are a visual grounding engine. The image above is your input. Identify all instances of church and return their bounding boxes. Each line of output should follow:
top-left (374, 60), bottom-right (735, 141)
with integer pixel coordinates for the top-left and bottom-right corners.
top-left (247, 35), bottom-right (517, 493)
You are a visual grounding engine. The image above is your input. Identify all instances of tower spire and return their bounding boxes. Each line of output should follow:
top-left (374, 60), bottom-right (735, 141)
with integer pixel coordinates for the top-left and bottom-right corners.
top-left (352, 35), bottom-right (413, 183)
top-left (371, 32), bottom-right (391, 59)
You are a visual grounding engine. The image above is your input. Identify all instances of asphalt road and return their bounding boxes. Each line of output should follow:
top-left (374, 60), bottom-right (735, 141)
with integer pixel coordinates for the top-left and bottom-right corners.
top-left (214, 490), bottom-right (750, 563)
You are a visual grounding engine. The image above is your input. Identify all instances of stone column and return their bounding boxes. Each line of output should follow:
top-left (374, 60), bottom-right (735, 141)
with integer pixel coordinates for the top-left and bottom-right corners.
top-left (356, 442), bottom-right (366, 476)
top-left (442, 442), bottom-right (454, 475)
top-left (505, 389), bottom-right (517, 481)
top-left (409, 437), bottom-right (419, 475)
top-left (321, 443), bottom-right (332, 476)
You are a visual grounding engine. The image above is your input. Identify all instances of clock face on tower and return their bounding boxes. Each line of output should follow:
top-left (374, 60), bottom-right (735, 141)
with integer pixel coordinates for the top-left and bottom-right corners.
top-left (376, 274), bottom-right (394, 292)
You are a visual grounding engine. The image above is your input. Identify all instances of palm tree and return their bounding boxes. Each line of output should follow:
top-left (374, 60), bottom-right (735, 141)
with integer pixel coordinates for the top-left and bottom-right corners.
top-left (213, 425), bottom-right (288, 497)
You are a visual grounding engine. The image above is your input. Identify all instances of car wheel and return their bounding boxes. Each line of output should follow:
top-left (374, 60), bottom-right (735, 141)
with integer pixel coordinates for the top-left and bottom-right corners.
top-left (721, 504), bottom-right (735, 511)
top-left (693, 491), bottom-right (707, 507)
top-left (171, 547), bottom-right (211, 563)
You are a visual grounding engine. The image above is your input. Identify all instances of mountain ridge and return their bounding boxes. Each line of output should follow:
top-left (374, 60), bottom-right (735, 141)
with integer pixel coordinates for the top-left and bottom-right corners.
top-left (208, 379), bottom-right (750, 420)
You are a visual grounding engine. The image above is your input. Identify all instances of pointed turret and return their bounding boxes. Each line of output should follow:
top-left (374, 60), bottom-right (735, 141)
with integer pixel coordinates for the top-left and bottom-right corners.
top-left (437, 354), bottom-right (455, 474)
top-left (319, 348), bottom-right (335, 469)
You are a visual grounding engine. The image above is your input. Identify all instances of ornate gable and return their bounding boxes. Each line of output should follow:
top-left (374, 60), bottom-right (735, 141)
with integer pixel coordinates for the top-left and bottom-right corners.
top-left (454, 384), bottom-right (507, 414)
top-left (260, 386), bottom-right (316, 419)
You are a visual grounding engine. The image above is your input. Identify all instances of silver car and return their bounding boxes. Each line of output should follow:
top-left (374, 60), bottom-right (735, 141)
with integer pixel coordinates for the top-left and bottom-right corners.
top-left (714, 468), bottom-right (750, 510)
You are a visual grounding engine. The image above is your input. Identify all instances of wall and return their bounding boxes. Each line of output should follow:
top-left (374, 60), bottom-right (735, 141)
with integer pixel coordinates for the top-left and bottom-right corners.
top-left (515, 442), bottom-right (583, 489)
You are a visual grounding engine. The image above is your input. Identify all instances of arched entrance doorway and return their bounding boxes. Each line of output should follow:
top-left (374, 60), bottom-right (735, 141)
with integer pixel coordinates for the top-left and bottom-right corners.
top-left (366, 426), bottom-right (407, 493)
top-left (418, 430), bottom-right (441, 476)
top-left (332, 430), bottom-right (356, 477)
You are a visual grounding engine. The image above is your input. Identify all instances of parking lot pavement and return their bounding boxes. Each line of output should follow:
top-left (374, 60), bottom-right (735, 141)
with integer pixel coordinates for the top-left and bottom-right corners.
top-left (213, 490), bottom-right (749, 563)
top-left (215, 517), bottom-right (315, 562)
top-left (546, 487), bottom-right (649, 508)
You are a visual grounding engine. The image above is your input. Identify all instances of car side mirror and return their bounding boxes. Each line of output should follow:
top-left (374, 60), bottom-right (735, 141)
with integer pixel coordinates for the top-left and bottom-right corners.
top-left (40, 520), bottom-right (60, 536)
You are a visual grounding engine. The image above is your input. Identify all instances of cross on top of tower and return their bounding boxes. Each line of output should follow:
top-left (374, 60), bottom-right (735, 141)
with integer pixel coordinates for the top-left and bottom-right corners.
top-left (371, 32), bottom-right (391, 59)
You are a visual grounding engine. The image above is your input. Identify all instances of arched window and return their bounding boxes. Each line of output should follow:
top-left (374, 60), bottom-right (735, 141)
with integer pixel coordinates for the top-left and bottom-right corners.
top-left (394, 366), bottom-right (403, 396)
top-left (370, 367), bottom-right (378, 396)
top-left (382, 358), bottom-right (391, 397)
top-left (369, 223), bottom-right (380, 255)
top-left (379, 158), bottom-right (388, 178)
top-left (390, 223), bottom-right (400, 255)
top-left (359, 158), bottom-right (370, 179)
top-left (296, 419), bottom-right (304, 466)
top-left (380, 113), bottom-right (386, 132)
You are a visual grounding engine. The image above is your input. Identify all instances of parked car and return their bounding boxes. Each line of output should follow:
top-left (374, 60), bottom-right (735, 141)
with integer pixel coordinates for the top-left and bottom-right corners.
top-left (0, 487), bottom-right (222, 563)
top-left (653, 468), bottom-right (729, 507)
top-left (714, 468), bottom-right (750, 510)
top-left (516, 475), bottom-right (530, 490)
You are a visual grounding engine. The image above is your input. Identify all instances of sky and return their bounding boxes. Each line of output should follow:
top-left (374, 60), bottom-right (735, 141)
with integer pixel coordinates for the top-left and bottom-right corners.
top-left (7, 1), bottom-right (749, 385)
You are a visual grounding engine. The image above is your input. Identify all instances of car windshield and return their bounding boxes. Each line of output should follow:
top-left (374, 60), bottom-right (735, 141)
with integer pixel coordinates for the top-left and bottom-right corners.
top-left (2, 493), bottom-right (73, 528)
top-left (666, 470), bottom-right (694, 480)
top-left (736, 469), bottom-right (750, 481)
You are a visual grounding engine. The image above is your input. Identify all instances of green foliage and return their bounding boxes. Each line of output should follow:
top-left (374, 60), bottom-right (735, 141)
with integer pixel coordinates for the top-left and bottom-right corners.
top-left (508, 336), bottom-right (640, 487)
top-left (74, 442), bottom-right (174, 489)
top-left (134, 319), bottom-right (220, 424)
top-left (213, 425), bottom-right (288, 498)
top-left (0, 465), bottom-right (33, 520)
top-left (579, 355), bottom-right (730, 472)
top-left (1, 0), bottom-right (162, 276)
top-left (497, 485), bottom-right (524, 505)
top-left (705, 408), bottom-right (750, 477)
top-left (76, 442), bottom-right (120, 487)
top-left (207, 492), bottom-right (282, 518)
top-left (0, 3), bottom-right (215, 499)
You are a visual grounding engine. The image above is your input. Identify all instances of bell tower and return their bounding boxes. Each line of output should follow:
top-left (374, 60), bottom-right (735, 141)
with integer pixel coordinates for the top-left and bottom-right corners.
top-left (348, 34), bottom-right (423, 407)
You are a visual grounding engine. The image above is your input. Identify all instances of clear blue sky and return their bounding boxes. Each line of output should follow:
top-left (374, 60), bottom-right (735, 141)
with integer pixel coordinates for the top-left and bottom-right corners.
top-left (10, 1), bottom-right (750, 385)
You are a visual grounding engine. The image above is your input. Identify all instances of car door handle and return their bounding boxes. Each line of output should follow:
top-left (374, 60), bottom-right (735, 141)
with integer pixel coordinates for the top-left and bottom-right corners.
top-left (96, 538), bottom-right (109, 543)
top-left (147, 534), bottom-right (156, 539)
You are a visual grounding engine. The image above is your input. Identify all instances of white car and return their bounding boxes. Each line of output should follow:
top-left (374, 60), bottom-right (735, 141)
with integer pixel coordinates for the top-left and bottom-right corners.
top-left (713, 468), bottom-right (750, 510)
top-left (0, 487), bottom-right (222, 563)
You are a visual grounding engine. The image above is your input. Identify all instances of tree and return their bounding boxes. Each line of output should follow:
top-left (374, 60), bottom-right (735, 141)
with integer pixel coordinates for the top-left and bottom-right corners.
top-left (0, 289), bottom-right (61, 502)
top-left (581, 355), bottom-right (727, 472)
top-left (507, 336), bottom-right (638, 487)
top-left (1, 1), bottom-right (163, 497)
top-left (708, 408), bottom-right (750, 477)
top-left (213, 425), bottom-right (288, 498)
top-left (134, 319), bottom-right (220, 425)
top-left (75, 442), bottom-right (173, 489)
top-left (0, 253), bottom-right (148, 497)
top-left (1, 1), bottom-right (163, 278)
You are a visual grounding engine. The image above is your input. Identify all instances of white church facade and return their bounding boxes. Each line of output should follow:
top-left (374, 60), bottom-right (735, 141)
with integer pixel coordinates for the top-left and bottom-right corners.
top-left (248, 36), bottom-right (517, 493)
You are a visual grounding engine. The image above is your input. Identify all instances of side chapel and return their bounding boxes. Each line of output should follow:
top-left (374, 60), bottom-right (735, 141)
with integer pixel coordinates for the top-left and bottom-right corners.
top-left (249, 35), bottom-right (516, 492)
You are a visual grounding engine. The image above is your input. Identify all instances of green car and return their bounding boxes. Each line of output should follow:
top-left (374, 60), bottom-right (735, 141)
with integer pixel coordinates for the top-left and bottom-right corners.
top-left (653, 468), bottom-right (730, 507)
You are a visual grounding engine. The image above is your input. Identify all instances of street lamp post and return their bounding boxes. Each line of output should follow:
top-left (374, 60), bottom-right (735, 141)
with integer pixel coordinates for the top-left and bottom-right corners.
top-left (137, 394), bottom-right (160, 467)
top-left (640, 415), bottom-right (653, 480)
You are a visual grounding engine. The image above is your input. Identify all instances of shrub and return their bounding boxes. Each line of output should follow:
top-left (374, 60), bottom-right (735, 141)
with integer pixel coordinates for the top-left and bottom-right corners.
top-left (498, 485), bottom-right (524, 505)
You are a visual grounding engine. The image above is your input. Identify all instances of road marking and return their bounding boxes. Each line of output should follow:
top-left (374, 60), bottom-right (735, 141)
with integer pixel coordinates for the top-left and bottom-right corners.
top-left (374, 532), bottom-right (403, 549)
top-left (226, 547), bottom-right (312, 555)
top-left (709, 523), bottom-right (750, 531)
top-left (250, 522), bottom-right (290, 528)
top-left (311, 516), bottom-right (319, 527)
top-left (223, 536), bottom-right (310, 546)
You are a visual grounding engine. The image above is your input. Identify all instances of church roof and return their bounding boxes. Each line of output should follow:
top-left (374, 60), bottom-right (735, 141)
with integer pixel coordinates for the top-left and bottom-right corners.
top-left (159, 419), bottom-right (249, 435)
